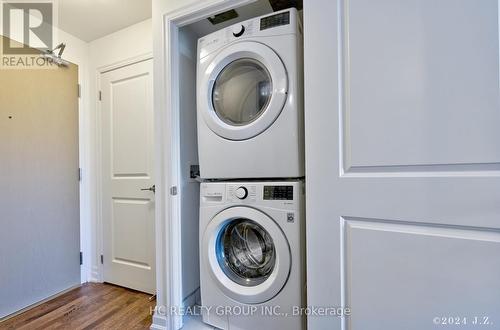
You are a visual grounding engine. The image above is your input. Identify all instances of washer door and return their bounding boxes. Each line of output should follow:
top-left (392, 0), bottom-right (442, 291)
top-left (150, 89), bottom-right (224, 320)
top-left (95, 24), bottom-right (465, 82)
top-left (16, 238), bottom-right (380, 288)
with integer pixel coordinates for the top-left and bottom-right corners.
top-left (203, 207), bottom-right (291, 304)
top-left (199, 41), bottom-right (288, 140)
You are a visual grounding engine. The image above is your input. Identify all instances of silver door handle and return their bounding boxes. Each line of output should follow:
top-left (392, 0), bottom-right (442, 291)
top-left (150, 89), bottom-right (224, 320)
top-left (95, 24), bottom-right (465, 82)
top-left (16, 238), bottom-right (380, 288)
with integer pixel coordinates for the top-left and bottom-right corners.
top-left (141, 185), bottom-right (155, 193)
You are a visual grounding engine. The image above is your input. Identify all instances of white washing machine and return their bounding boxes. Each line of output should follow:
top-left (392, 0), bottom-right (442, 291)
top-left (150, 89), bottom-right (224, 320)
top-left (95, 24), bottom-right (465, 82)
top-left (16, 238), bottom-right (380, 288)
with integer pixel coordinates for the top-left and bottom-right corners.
top-left (197, 9), bottom-right (304, 179)
top-left (199, 181), bottom-right (305, 330)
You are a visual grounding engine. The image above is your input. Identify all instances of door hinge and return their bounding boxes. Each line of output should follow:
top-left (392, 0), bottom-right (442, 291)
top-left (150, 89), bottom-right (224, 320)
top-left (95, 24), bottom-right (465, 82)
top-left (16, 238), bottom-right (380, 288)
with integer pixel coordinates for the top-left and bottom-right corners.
top-left (170, 186), bottom-right (178, 196)
top-left (77, 84), bottom-right (81, 98)
top-left (100, 254), bottom-right (104, 264)
top-left (78, 168), bottom-right (82, 182)
top-left (98, 91), bottom-right (102, 101)
top-left (80, 252), bottom-right (83, 265)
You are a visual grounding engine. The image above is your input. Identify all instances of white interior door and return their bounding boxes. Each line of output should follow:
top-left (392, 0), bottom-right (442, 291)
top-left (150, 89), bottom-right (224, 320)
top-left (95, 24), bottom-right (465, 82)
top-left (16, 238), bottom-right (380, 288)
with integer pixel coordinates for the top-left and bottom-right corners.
top-left (101, 58), bottom-right (155, 294)
top-left (305, 1), bottom-right (500, 329)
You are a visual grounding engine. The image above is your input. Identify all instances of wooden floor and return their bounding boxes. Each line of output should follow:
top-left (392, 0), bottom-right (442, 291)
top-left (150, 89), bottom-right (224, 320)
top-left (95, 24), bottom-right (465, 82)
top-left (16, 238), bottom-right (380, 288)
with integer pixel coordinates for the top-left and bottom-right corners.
top-left (0, 283), bottom-right (155, 330)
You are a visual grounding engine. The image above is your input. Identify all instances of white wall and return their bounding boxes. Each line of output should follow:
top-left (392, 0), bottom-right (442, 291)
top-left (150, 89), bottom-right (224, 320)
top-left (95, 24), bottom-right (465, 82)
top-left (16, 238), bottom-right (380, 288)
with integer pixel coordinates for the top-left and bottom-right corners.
top-left (87, 18), bottom-right (153, 282)
top-left (89, 19), bottom-right (153, 69)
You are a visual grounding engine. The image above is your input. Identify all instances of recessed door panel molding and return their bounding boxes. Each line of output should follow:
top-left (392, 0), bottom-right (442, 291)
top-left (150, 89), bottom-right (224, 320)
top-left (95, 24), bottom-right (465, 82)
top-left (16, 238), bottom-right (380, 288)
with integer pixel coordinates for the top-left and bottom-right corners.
top-left (111, 198), bottom-right (154, 270)
top-left (110, 72), bottom-right (153, 178)
top-left (339, 0), bottom-right (500, 175)
top-left (342, 217), bottom-right (500, 330)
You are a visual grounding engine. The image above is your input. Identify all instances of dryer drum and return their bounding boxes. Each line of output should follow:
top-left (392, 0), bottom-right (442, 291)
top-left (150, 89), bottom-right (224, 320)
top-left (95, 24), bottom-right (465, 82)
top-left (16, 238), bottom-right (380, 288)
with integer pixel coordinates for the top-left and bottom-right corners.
top-left (212, 58), bottom-right (273, 126)
top-left (217, 218), bottom-right (276, 287)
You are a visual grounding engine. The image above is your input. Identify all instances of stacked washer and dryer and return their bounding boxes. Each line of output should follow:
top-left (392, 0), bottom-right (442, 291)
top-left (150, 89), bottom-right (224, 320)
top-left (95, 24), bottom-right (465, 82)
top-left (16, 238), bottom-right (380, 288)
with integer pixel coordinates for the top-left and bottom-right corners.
top-left (196, 8), bottom-right (305, 330)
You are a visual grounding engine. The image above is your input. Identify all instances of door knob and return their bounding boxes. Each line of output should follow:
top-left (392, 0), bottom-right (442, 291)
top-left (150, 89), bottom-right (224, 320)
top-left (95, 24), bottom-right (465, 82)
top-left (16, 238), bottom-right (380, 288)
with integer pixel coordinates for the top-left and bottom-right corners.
top-left (141, 185), bottom-right (155, 193)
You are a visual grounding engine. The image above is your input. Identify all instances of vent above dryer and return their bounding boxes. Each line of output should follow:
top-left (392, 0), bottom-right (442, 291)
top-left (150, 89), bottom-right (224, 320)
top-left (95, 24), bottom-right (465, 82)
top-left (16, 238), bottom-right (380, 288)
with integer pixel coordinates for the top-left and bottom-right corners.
top-left (207, 9), bottom-right (239, 25)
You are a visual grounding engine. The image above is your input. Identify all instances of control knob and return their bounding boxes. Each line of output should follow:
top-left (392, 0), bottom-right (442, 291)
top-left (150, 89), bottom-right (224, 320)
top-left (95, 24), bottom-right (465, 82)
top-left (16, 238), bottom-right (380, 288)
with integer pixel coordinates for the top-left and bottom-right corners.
top-left (235, 186), bottom-right (248, 199)
top-left (232, 24), bottom-right (245, 37)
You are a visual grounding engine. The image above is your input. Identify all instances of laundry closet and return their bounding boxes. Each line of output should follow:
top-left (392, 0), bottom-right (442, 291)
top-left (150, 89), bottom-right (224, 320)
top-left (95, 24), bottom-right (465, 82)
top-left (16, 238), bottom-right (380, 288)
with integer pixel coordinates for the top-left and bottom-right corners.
top-left (174, 1), bottom-right (305, 328)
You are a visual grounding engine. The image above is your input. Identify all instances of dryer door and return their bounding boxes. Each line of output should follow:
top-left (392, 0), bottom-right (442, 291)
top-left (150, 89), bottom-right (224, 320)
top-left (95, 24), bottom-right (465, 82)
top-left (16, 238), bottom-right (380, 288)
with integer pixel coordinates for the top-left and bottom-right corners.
top-left (199, 41), bottom-right (288, 140)
top-left (203, 206), bottom-right (291, 304)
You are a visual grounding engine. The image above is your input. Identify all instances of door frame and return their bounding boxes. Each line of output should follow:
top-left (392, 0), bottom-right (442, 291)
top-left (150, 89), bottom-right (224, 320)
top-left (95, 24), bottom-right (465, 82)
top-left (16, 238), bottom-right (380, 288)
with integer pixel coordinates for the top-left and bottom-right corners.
top-left (154, 1), bottom-right (256, 329)
top-left (95, 52), bottom-right (154, 283)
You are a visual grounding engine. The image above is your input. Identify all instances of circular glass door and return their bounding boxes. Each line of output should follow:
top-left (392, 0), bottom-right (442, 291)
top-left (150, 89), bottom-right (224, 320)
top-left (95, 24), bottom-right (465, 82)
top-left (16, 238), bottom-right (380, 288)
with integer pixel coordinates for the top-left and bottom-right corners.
top-left (198, 41), bottom-right (288, 141)
top-left (212, 59), bottom-right (272, 126)
top-left (202, 206), bottom-right (291, 304)
top-left (216, 219), bottom-right (276, 287)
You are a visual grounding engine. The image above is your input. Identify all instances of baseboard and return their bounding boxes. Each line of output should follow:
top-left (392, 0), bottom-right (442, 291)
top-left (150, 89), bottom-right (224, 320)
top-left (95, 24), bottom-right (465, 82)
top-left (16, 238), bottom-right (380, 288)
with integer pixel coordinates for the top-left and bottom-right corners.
top-left (195, 289), bottom-right (201, 306)
top-left (151, 313), bottom-right (168, 330)
top-left (182, 287), bottom-right (200, 308)
top-left (90, 266), bottom-right (101, 283)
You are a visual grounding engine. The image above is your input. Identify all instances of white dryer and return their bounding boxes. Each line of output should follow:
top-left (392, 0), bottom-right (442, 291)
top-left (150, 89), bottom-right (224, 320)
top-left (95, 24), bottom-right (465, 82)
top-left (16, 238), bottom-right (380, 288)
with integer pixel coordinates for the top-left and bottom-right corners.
top-left (199, 181), bottom-right (305, 330)
top-left (197, 9), bottom-right (304, 179)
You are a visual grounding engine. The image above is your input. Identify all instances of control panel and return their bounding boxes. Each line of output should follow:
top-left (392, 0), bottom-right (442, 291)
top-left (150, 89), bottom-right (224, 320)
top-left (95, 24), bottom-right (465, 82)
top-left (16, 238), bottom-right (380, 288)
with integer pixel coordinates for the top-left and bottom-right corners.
top-left (198, 8), bottom-right (298, 59)
top-left (201, 182), bottom-right (303, 211)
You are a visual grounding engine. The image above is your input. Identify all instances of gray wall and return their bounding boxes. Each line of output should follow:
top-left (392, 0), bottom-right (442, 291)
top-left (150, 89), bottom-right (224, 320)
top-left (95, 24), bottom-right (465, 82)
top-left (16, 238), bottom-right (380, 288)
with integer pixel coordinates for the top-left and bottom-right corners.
top-left (0, 44), bottom-right (80, 318)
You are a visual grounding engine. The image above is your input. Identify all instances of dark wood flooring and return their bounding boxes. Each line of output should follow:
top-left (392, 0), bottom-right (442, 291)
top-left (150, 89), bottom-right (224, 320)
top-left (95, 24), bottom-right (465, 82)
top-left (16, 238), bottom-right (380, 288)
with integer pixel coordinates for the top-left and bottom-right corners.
top-left (0, 283), bottom-right (155, 330)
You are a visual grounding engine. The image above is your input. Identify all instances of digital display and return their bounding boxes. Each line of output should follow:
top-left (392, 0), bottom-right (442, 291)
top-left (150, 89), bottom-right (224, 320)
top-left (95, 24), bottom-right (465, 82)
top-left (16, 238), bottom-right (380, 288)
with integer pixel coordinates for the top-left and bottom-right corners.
top-left (260, 11), bottom-right (290, 31)
top-left (263, 185), bottom-right (293, 200)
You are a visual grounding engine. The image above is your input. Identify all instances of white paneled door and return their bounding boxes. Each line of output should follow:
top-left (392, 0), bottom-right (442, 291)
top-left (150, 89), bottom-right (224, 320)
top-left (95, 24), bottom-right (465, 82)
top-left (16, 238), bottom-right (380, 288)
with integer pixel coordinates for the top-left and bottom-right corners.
top-left (101, 59), bottom-right (155, 294)
top-left (304, 1), bottom-right (500, 329)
